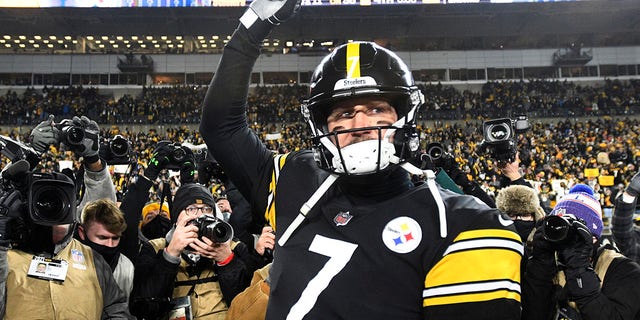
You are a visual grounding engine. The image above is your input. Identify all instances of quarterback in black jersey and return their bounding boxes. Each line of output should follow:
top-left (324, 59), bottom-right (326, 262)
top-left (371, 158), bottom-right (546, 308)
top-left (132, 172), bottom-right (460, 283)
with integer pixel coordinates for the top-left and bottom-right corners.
top-left (199, 0), bottom-right (523, 318)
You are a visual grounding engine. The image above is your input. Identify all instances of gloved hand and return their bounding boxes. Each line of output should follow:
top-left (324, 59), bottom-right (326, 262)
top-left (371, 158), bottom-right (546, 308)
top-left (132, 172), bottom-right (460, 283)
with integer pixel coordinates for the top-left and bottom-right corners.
top-left (530, 224), bottom-right (557, 267)
top-left (179, 154), bottom-right (197, 185)
top-left (558, 220), bottom-right (599, 301)
top-left (60, 116), bottom-right (100, 162)
top-left (145, 142), bottom-right (172, 181)
top-left (239, 0), bottom-right (301, 43)
top-left (625, 172), bottom-right (640, 197)
top-left (29, 115), bottom-right (60, 154)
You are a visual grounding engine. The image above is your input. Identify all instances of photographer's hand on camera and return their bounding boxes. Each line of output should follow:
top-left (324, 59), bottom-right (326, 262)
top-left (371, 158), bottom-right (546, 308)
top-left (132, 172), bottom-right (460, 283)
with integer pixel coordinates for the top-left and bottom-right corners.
top-left (165, 212), bottom-right (198, 258)
top-left (64, 116), bottom-right (101, 165)
top-left (557, 220), bottom-right (600, 301)
top-left (255, 226), bottom-right (275, 256)
top-left (178, 150), bottom-right (197, 185)
top-left (239, 0), bottom-right (301, 43)
top-left (29, 115), bottom-right (60, 154)
top-left (191, 236), bottom-right (234, 265)
top-left (144, 144), bottom-right (172, 181)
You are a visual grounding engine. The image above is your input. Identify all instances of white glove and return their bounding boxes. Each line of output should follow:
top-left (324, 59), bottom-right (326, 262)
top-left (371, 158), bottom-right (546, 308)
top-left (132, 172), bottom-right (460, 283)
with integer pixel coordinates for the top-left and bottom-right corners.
top-left (239, 0), bottom-right (301, 42)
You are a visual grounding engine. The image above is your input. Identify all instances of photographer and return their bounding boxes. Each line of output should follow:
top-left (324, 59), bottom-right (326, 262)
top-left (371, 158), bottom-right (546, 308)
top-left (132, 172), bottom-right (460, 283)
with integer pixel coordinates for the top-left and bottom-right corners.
top-left (522, 184), bottom-right (640, 320)
top-left (0, 161), bottom-right (133, 319)
top-left (611, 171), bottom-right (640, 263)
top-left (131, 183), bottom-right (253, 320)
top-left (419, 143), bottom-right (496, 207)
top-left (119, 140), bottom-right (195, 262)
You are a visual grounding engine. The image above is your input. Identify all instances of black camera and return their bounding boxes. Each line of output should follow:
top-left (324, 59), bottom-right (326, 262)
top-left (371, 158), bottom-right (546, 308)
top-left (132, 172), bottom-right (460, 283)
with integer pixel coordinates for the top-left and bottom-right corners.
top-left (477, 116), bottom-right (529, 164)
top-left (542, 214), bottom-right (583, 243)
top-left (188, 214), bottom-right (233, 243)
top-left (99, 135), bottom-right (134, 165)
top-left (0, 135), bottom-right (41, 170)
top-left (156, 141), bottom-right (192, 171)
top-left (56, 120), bottom-right (85, 146)
top-left (28, 172), bottom-right (76, 226)
top-left (0, 161), bottom-right (76, 247)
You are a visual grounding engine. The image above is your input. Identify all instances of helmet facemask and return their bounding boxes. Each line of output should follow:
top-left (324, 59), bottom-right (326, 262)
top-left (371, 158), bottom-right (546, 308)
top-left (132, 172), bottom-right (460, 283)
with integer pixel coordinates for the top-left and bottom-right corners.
top-left (302, 89), bottom-right (423, 176)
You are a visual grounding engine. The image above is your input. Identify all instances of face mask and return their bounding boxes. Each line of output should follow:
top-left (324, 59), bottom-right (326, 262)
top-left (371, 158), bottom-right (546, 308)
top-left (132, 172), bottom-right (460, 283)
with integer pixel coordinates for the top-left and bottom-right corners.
top-left (141, 215), bottom-right (172, 240)
top-left (514, 220), bottom-right (536, 243)
top-left (81, 238), bottom-right (120, 271)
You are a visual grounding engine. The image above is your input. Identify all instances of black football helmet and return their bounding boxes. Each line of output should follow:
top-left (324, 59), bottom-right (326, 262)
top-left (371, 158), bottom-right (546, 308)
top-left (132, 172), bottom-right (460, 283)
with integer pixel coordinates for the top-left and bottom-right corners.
top-left (301, 41), bottom-right (424, 175)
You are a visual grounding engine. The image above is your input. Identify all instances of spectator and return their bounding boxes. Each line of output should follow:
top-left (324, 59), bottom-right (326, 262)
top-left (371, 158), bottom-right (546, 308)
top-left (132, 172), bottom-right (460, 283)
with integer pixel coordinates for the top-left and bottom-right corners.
top-left (199, 1), bottom-right (523, 319)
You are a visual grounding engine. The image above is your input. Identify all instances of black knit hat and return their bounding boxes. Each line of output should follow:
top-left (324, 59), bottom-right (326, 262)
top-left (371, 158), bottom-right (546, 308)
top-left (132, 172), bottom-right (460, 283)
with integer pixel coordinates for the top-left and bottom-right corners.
top-left (171, 183), bottom-right (216, 223)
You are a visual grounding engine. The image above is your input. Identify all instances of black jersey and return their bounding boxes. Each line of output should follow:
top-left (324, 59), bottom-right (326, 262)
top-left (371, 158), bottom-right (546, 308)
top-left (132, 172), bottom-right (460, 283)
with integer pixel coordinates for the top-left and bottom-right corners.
top-left (200, 27), bottom-right (522, 320)
top-left (261, 152), bottom-right (522, 320)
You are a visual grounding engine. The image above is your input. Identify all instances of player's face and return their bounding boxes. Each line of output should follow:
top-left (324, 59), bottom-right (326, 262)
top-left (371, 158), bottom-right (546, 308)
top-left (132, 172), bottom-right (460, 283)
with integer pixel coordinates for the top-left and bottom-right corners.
top-left (83, 222), bottom-right (121, 248)
top-left (326, 97), bottom-right (398, 148)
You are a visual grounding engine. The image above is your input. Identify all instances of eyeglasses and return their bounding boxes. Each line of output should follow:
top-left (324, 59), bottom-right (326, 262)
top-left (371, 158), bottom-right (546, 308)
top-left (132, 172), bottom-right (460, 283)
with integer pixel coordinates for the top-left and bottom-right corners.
top-left (185, 205), bottom-right (214, 214)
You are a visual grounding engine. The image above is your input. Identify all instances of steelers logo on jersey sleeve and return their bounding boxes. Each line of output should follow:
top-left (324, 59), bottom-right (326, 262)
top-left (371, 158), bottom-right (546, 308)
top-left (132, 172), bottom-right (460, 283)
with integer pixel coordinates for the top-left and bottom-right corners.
top-left (381, 216), bottom-right (422, 254)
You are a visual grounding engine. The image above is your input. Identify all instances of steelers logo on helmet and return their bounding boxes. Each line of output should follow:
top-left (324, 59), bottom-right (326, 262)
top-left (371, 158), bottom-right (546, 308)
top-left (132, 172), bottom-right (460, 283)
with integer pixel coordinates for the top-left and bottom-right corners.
top-left (301, 41), bottom-right (425, 175)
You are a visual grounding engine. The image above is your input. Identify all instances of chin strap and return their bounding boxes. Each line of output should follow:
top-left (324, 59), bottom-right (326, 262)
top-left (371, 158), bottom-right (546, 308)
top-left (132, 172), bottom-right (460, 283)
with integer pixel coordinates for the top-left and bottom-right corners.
top-left (278, 173), bottom-right (339, 247)
top-left (400, 162), bottom-right (448, 238)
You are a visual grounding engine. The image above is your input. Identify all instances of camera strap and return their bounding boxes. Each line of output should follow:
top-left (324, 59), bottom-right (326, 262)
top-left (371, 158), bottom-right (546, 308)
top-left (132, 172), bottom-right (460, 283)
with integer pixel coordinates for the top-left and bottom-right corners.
top-left (174, 276), bottom-right (219, 287)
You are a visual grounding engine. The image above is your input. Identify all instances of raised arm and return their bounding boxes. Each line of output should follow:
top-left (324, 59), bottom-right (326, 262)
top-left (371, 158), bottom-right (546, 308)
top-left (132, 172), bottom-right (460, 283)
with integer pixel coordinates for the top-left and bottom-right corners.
top-left (199, 0), bottom-right (300, 214)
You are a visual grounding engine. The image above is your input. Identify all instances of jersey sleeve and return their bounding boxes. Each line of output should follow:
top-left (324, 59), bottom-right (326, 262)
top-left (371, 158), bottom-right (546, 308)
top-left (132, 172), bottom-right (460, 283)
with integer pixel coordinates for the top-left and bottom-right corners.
top-left (423, 204), bottom-right (523, 319)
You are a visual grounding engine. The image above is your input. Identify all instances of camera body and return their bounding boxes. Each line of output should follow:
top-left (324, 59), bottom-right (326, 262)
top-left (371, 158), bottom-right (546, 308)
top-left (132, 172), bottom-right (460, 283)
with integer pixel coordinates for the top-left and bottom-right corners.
top-left (477, 116), bottom-right (529, 164)
top-left (188, 214), bottom-right (233, 243)
top-left (542, 214), bottom-right (583, 243)
top-left (157, 141), bottom-right (192, 171)
top-left (99, 135), bottom-right (134, 165)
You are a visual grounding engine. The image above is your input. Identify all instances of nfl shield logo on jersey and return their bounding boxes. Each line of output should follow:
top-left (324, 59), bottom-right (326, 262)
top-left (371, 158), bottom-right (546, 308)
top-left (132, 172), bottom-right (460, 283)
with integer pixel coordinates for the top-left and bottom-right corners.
top-left (334, 211), bottom-right (353, 226)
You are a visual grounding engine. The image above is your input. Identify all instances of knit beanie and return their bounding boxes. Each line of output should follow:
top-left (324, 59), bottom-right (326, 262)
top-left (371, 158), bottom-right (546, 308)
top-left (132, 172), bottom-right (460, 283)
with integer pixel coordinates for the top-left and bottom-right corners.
top-left (550, 184), bottom-right (603, 238)
top-left (171, 183), bottom-right (216, 223)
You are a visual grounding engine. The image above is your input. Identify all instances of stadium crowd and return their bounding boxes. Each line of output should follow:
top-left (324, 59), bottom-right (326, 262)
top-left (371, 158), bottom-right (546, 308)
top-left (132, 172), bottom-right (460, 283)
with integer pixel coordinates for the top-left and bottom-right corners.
top-left (0, 76), bottom-right (639, 319)
top-left (1, 78), bottom-right (640, 126)
top-left (1, 79), bottom-right (639, 211)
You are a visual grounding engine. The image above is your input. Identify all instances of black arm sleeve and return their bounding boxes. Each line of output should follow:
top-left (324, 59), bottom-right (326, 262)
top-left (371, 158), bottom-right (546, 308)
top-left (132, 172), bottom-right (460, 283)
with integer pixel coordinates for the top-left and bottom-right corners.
top-left (119, 176), bottom-right (154, 263)
top-left (216, 241), bottom-right (254, 305)
top-left (199, 26), bottom-right (274, 220)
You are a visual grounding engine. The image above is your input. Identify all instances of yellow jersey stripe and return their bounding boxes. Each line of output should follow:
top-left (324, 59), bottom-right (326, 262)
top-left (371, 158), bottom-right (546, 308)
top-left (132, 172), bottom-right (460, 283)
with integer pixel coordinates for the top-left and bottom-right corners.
top-left (426, 248), bottom-right (521, 287)
top-left (424, 288), bottom-right (521, 307)
top-left (346, 42), bottom-right (361, 79)
top-left (454, 229), bottom-right (522, 243)
top-left (265, 153), bottom-right (289, 231)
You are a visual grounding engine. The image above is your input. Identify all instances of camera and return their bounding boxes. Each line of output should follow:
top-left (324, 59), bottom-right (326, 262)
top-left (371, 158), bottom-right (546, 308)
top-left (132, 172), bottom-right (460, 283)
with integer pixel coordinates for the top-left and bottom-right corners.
top-left (156, 141), bottom-right (192, 171)
top-left (477, 116), bottom-right (530, 164)
top-left (0, 135), bottom-right (41, 170)
top-left (56, 120), bottom-right (85, 146)
top-left (0, 160), bottom-right (76, 247)
top-left (542, 214), bottom-right (583, 243)
top-left (188, 214), bottom-right (233, 243)
top-left (28, 172), bottom-right (76, 226)
top-left (99, 135), bottom-right (134, 165)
